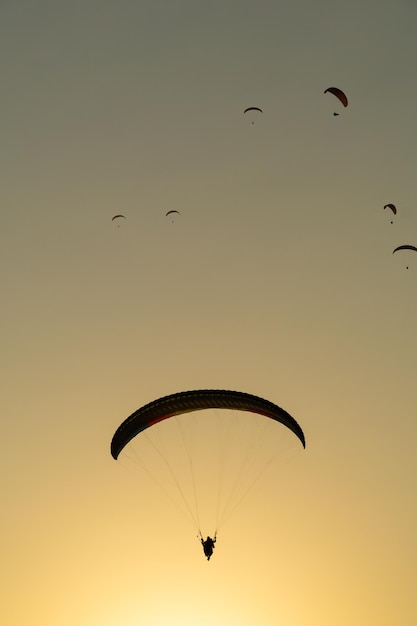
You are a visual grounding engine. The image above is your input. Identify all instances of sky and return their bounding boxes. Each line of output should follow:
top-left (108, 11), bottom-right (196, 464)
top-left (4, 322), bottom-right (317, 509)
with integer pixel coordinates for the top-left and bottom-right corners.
top-left (2, 1), bottom-right (417, 624)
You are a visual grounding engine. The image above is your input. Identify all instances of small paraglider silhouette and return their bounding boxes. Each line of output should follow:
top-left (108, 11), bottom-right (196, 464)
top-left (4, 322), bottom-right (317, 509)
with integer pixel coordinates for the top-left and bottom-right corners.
top-left (324, 87), bottom-right (348, 116)
top-left (244, 106), bottom-right (263, 125)
top-left (166, 210), bottom-right (180, 223)
top-left (393, 244), bottom-right (417, 269)
top-left (384, 203), bottom-right (397, 224)
top-left (112, 214), bottom-right (126, 228)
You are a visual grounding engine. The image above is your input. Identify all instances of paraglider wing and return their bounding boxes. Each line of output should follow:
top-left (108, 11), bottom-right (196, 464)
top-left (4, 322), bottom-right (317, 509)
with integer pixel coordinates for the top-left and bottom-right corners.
top-left (165, 210), bottom-right (180, 217)
top-left (112, 214), bottom-right (126, 221)
top-left (324, 87), bottom-right (348, 108)
top-left (110, 389), bottom-right (305, 460)
top-left (243, 107), bottom-right (263, 114)
top-left (393, 245), bottom-right (417, 254)
top-left (384, 204), bottom-right (397, 215)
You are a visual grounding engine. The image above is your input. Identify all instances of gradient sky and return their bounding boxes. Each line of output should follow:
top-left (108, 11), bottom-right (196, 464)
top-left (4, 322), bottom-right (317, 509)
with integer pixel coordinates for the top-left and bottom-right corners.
top-left (2, 1), bottom-right (417, 624)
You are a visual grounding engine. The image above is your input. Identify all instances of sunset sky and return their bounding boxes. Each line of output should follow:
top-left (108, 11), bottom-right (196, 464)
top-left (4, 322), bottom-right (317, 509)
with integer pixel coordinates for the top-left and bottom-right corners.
top-left (2, 1), bottom-right (417, 624)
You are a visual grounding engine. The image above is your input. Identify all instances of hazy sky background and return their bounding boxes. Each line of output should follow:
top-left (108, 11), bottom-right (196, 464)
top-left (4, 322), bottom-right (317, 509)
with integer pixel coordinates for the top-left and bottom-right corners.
top-left (2, 1), bottom-right (417, 624)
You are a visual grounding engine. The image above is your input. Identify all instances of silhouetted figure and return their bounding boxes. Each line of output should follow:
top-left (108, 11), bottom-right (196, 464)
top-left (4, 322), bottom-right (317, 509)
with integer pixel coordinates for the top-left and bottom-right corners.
top-left (201, 535), bottom-right (216, 560)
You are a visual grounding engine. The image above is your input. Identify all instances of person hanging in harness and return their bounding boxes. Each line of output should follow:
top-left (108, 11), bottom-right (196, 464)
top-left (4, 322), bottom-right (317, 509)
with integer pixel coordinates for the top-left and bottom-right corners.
top-left (200, 534), bottom-right (216, 561)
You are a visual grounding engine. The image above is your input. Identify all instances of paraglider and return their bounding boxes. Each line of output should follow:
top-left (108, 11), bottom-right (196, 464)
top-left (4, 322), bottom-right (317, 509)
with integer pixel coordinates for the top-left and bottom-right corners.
top-left (384, 204), bottom-right (397, 224)
top-left (324, 87), bottom-right (348, 114)
top-left (111, 214), bottom-right (126, 227)
top-left (166, 210), bottom-right (180, 223)
top-left (111, 389), bottom-right (305, 558)
top-left (244, 107), bottom-right (263, 124)
top-left (393, 245), bottom-right (417, 269)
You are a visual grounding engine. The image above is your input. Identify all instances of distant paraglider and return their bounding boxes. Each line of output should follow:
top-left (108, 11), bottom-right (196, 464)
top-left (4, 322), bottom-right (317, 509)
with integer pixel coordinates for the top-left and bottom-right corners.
top-left (166, 210), bottom-right (180, 223)
top-left (324, 87), bottom-right (348, 115)
top-left (244, 107), bottom-right (263, 124)
top-left (112, 214), bottom-right (126, 227)
top-left (384, 204), bottom-right (397, 224)
top-left (393, 245), bottom-right (417, 269)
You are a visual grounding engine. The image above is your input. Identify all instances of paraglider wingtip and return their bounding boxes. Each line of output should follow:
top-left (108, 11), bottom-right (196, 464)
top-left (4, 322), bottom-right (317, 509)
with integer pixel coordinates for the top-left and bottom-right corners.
top-left (110, 443), bottom-right (119, 460)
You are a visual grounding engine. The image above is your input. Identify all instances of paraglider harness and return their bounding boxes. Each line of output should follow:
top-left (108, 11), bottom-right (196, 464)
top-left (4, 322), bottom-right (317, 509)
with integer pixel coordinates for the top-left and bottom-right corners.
top-left (198, 531), bottom-right (217, 561)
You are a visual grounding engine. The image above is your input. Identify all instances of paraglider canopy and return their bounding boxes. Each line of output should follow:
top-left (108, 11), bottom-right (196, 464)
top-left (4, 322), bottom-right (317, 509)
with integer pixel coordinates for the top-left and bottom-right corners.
top-left (393, 245), bottom-right (417, 254)
top-left (243, 107), bottom-right (263, 124)
top-left (393, 245), bottom-right (417, 269)
top-left (111, 214), bottom-right (126, 227)
top-left (243, 107), bottom-right (263, 114)
top-left (324, 87), bottom-right (348, 107)
top-left (324, 87), bottom-right (348, 115)
top-left (384, 204), bottom-right (397, 224)
top-left (166, 210), bottom-right (180, 223)
top-left (111, 389), bottom-right (305, 460)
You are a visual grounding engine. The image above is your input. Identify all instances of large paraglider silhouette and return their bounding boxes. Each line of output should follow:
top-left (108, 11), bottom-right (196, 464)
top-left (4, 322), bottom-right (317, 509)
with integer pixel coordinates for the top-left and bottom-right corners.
top-left (111, 389), bottom-right (305, 560)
